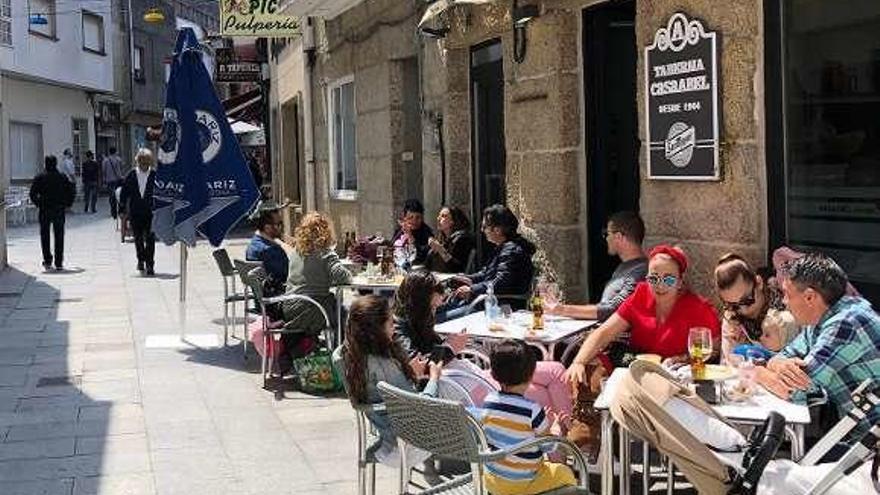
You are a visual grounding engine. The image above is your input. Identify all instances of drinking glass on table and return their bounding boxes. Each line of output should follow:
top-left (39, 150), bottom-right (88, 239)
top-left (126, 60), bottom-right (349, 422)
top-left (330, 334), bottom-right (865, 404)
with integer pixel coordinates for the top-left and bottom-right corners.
top-left (540, 281), bottom-right (561, 312)
top-left (687, 327), bottom-right (713, 380)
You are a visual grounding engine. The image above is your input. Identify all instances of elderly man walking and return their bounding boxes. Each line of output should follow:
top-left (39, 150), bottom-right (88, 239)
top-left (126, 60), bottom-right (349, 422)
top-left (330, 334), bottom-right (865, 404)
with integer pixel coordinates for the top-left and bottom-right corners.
top-left (119, 149), bottom-right (157, 276)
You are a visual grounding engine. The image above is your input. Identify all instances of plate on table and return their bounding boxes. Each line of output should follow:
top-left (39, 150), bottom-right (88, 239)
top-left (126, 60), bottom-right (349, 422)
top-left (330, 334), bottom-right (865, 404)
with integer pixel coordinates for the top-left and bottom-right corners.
top-left (675, 364), bottom-right (736, 382)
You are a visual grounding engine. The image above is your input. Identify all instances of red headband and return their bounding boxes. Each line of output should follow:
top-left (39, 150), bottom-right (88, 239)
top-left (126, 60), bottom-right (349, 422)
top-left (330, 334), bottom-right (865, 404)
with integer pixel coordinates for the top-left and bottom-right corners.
top-left (649, 245), bottom-right (689, 274)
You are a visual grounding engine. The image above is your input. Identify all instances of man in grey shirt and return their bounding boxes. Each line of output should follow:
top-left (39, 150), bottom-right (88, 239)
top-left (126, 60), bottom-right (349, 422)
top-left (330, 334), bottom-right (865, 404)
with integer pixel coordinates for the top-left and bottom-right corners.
top-left (550, 211), bottom-right (647, 321)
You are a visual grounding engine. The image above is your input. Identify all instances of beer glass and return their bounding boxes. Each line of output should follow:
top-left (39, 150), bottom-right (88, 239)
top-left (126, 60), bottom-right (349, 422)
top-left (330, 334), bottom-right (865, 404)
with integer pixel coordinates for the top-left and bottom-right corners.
top-left (688, 327), bottom-right (713, 380)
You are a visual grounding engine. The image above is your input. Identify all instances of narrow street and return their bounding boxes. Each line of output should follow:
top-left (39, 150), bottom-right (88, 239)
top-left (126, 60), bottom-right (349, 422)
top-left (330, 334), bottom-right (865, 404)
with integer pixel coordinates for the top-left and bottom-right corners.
top-left (0, 206), bottom-right (393, 495)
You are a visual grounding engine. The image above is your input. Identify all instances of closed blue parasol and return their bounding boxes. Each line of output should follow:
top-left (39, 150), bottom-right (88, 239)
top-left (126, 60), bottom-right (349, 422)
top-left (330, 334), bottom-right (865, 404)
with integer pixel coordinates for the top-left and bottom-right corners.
top-left (151, 28), bottom-right (259, 343)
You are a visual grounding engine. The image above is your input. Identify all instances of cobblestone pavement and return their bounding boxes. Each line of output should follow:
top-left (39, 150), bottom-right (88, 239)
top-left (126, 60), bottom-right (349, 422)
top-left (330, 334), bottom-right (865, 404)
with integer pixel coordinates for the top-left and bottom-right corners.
top-left (0, 205), bottom-right (397, 495)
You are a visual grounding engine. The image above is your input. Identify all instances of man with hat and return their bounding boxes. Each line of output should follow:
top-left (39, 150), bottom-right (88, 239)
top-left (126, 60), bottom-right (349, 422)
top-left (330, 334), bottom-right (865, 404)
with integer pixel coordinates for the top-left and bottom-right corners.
top-left (245, 200), bottom-right (290, 296)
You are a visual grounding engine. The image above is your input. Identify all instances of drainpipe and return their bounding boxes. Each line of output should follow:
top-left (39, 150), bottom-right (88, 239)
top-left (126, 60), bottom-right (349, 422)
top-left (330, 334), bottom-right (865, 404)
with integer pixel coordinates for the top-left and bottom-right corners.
top-left (301, 17), bottom-right (317, 212)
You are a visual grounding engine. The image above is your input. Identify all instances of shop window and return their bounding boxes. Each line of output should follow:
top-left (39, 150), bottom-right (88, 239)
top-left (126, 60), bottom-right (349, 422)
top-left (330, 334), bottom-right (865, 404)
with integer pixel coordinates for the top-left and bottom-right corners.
top-left (781, 0), bottom-right (880, 297)
top-left (0, 0), bottom-right (11, 46)
top-left (328, 76), bottom-right (357, 198)
top-left (82, 10), bottom-right (104, 54)
top-left (10, 122), bottom-right (43, 181)
top-left (28, 0), bottom-right (56, 40)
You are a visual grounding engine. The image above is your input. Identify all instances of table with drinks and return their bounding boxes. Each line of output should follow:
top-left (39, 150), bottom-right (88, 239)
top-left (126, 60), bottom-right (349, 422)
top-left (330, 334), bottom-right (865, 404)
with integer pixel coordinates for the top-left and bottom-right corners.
top-left (434, 310), bottom-right (598, 360)
top-left (594, 354), bottom-right (811, 495)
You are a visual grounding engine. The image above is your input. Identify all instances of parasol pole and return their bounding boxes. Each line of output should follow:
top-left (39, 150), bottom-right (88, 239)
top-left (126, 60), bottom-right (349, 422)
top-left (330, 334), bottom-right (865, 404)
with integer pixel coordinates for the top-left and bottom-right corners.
top-left (179, 241), bottom-right (188, 341)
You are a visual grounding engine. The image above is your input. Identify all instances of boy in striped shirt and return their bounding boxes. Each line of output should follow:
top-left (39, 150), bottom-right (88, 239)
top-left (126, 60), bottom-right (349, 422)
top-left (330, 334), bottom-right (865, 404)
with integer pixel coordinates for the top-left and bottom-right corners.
top-left (479, 339), bottom-right (577, 494)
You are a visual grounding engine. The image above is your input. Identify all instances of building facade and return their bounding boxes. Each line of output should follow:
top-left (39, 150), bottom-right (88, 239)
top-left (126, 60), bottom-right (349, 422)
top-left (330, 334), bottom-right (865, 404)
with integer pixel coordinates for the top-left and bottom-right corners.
top-left (272, 0), bottom-right (880, 304)
top-left (1, 0), bottom-right (115, 184)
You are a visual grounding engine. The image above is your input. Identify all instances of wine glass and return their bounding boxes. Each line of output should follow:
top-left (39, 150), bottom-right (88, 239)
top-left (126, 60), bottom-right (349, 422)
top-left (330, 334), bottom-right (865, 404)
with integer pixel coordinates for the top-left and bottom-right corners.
top-left (541, 281), bottom-right (561, 312)
top-left (687, 327), bottom-right (713, 380)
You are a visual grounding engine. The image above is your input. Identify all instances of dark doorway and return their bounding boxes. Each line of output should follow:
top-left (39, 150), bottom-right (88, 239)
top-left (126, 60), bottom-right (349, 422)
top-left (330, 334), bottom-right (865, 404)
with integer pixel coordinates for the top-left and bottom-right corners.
top-left (583, 1), bottom-right (640, 298)
top-left (471, 40), bottom-right (505, 262)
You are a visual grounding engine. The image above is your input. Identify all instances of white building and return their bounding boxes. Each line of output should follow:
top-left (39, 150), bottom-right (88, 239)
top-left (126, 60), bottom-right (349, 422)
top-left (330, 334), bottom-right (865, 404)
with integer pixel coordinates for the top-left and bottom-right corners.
top-left (0, 0), bottom-right (115, 185)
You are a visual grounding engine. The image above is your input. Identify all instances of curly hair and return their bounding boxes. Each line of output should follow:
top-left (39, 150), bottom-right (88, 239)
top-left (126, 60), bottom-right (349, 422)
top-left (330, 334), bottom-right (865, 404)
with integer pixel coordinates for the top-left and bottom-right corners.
top-left (343, 296), bottom-right (415, 403)
top-left (393, 272), bottom-right (444, 353)
top-left (293, 212), bottom-right (335, 256)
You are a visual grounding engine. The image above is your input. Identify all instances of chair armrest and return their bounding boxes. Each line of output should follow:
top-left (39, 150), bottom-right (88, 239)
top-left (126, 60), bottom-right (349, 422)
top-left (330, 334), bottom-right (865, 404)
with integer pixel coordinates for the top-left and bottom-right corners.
top-left (479, 436), bottom-right (590, 488)
top-left (353, 403), bottom-right (386, 414)
top-left (261, 293), bottom-right (331, 327)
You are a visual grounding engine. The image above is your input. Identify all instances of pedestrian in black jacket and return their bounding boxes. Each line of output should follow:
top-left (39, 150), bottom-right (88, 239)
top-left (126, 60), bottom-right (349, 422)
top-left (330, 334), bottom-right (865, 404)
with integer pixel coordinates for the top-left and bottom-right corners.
top-left (119, 149), bottom-right (156, 275)
top-left (30, 155), bottom-right (74, 271)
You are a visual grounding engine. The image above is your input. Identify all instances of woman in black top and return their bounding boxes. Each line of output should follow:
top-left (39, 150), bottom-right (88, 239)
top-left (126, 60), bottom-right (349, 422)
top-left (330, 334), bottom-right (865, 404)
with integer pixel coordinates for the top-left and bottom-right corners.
top-left (452, 204), bottom-right (535, 302)
top-left (392, 271), bottom-right (468, 358)
top-left (426, 206), bottom-right (475, 273)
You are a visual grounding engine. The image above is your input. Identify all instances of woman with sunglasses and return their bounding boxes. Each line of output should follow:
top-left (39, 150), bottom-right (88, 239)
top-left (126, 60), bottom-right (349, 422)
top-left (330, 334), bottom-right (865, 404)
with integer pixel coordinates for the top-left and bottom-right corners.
top-left (714, 253), bottom-right (798, 361)
top-left (565, 245), bottom-right (720, 390)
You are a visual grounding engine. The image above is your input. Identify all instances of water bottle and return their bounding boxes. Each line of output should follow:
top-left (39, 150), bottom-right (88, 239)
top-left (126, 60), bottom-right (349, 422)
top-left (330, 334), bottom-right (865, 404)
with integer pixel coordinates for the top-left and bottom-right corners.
top-left (484, 282), bottom-right (500, 324)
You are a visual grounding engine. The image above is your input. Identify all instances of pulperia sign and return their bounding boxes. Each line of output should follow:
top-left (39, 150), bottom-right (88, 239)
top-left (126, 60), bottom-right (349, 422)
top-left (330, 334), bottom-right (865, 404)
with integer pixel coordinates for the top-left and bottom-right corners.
top-left (220, 0), bottom-right (299, 37)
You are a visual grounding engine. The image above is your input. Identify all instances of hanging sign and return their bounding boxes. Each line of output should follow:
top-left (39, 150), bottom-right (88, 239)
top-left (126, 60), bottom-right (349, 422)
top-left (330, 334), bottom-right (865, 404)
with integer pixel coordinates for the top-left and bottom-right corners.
top-left (220, 0), bottom-right (300, 37)
top-left (215, 48), bottom-right (261, 83)
top-left (645, 12), bottom-right (720, 180)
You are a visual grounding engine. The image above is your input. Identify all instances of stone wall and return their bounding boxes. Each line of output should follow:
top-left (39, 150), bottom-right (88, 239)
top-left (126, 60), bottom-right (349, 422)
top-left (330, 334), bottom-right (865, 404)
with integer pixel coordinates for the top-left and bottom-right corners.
top-left (635, 1), bottom-right (767, 295)
top-left (311, 0), bottom-right (422, 239)
top-left (437, 3), bottom-right (589, 297)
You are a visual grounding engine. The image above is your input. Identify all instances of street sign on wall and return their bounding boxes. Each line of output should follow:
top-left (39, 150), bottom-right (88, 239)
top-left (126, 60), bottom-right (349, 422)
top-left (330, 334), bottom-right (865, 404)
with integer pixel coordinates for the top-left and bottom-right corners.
top-left (645, 12), bottom-right (721, 180)
top-left (220, 0), bottom-right (300, 37)
top-left (215, 47), bottom-right (261, 82)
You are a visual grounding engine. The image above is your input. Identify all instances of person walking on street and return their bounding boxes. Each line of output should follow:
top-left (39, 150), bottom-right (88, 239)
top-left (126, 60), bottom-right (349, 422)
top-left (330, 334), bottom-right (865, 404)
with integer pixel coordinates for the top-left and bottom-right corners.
top-left (119, 149), bottom-right (156, 276)
top-left (81, 151), bottom-right (100, 213)
top-left (60, 149), bottom-right (77, 183)
top-left (102, 147), bottom-right (125, 218)
top-left (29, 156), bottom-right (74, 271)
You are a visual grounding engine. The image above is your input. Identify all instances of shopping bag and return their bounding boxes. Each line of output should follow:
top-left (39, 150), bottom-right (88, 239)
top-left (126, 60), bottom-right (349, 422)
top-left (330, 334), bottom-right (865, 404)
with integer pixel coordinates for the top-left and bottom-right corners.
top-left (293, 349), bottom-right (342, 393)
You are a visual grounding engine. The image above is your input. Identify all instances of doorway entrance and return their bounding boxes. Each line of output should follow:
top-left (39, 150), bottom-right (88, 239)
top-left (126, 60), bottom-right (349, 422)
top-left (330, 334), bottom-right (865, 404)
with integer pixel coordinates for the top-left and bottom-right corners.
top-left (471, 40), bottom-right (505, 261)
top-left (583, 1), bottom-right (640, 298)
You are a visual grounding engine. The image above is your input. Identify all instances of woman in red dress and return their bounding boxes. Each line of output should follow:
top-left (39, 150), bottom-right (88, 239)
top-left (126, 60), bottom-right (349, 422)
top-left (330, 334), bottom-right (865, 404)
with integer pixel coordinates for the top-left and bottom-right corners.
top-left (566, 244), bottom-right (720, 390)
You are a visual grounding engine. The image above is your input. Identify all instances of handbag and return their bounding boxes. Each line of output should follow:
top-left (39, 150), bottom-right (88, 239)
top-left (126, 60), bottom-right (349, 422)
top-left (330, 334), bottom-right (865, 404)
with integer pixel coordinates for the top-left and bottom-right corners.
top-left (293, 349), bottom-right (343, 393)
top-left (567, 367), bottom-right (603, 462)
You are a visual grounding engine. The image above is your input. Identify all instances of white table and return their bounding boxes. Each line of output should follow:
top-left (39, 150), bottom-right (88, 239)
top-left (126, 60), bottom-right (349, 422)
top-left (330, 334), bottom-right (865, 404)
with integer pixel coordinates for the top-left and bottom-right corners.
top-left (595, 367), bottom-right (811, 495)
top-left (332, 271), bottom-right (464, 347)
top-left (435, 311), bottom-right (597, 360)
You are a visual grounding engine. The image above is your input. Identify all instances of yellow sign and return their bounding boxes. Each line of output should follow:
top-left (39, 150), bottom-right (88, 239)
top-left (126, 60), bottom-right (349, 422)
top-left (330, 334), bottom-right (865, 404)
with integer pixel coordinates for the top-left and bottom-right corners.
top-left (220, 0), bottom-right (300, 37)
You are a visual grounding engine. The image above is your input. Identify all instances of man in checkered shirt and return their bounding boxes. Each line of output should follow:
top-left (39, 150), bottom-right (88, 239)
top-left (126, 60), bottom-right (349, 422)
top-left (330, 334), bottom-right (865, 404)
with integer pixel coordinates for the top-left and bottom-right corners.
top-left (757, 252), bottom-right (880, 446)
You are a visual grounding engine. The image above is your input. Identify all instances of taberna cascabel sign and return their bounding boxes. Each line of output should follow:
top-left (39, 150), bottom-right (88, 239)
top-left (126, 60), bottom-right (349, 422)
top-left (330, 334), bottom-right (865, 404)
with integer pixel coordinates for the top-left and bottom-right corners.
top-left (645, 12), bottom-right (721, 180)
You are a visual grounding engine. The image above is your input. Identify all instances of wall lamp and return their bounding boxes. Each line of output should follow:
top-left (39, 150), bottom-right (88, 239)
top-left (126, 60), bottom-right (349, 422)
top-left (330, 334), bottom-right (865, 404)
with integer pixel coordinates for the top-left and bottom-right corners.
top-left (512, 0), bottom-right (540, 63)
top-left (419, 26), bottom-right (450, 39)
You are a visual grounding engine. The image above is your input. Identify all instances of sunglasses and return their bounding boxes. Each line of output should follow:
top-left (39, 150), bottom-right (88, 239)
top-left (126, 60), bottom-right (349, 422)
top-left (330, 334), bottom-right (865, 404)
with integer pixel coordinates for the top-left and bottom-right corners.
top-left (646, 273), bottom-right (679, 288)
top-left (721, 285), bottom-right (756, 311)
top-left (602, 228), bottom-right (618, 238)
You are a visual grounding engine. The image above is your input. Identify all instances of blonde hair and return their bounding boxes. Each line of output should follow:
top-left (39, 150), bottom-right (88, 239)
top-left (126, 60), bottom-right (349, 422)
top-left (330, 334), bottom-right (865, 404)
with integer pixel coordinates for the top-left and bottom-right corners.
top-left (293, 212), bottom-right (335, 256)
top-left (135, 148), bottom-right (154, 168)
top-left (761, 309), bottom-right (799, 351)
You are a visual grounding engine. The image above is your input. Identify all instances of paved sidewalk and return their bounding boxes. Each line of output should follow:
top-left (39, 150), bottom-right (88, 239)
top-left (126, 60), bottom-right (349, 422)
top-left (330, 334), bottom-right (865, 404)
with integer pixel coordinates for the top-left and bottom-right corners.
top-left (0, 207), bottom-right (397, 495)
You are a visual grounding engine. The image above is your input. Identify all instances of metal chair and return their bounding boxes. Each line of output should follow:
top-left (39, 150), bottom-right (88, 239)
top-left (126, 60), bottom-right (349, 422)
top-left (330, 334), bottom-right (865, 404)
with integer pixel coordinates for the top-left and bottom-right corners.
top-left (212, 249), bottom-right (251, 347)
top-left (240, 265), bottom-right (332, 391)
top-left (233, 259), bottom-right (262, 358)
top-left (332, 345), bottom-right (385, 495)
top-left (378, 381), bottom-right (591, 495)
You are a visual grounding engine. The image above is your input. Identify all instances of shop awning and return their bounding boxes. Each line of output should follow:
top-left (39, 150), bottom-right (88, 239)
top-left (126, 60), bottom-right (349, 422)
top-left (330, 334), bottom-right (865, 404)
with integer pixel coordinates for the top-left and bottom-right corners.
top-left (419, 0), bottom-right (495, 28)
top-left (229, 120), bottom-right (261, 135)
top-left (222, 88), bottom-right (263, 122)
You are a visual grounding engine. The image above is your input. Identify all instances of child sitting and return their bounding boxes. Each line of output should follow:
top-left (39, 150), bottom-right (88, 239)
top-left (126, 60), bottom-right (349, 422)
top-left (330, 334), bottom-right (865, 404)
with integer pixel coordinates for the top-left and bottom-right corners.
top-left (479, 339), bottom-right (577, 495)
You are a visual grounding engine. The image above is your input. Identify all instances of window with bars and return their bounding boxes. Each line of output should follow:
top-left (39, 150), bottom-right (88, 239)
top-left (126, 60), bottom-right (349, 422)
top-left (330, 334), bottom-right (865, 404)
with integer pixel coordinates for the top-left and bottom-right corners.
top-left (0, 0), bottom-right (11, 46)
